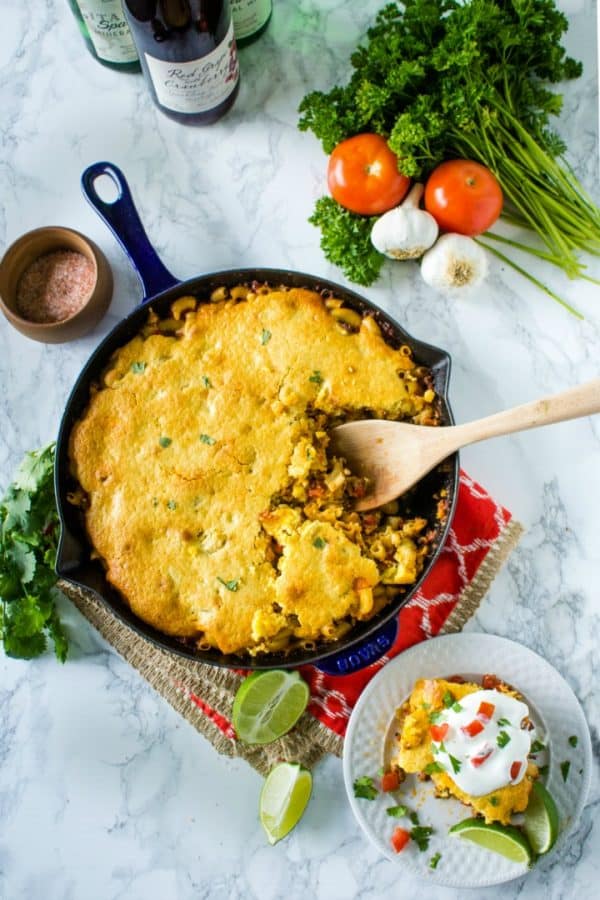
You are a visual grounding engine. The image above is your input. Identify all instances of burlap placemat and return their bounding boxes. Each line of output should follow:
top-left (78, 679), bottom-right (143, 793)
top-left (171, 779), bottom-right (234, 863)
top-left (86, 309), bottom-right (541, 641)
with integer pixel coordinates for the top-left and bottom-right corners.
top-left (59, 509), bottom-right (522, 776)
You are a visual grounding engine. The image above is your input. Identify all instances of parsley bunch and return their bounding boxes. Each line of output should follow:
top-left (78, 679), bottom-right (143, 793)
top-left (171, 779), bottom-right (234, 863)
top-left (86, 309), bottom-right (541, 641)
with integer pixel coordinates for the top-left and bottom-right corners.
top-left (0, 444), bottom-right (68, 661)
top-left (299, 0), bottom-right (599, 308)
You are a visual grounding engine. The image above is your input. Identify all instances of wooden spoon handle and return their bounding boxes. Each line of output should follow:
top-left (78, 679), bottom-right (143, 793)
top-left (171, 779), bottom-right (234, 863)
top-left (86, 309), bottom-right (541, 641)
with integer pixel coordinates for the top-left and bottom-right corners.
top-left (450, 378), bottom-right (600, 450)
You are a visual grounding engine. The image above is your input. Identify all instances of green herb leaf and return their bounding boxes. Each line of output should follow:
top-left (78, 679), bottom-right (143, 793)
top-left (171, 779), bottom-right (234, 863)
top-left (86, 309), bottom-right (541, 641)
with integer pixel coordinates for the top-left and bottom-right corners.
top-left (428, 710), bottom-right (443, 724)
top-left (411, 825), bottom-right (434, 852)
top-left (200, 434), bottom-right (216, 445)
top-left (442, 691), bottom-right (454, 708)
top-left (217, 577), bottom-right (239, 592)
top-left (568, 735), bottom-right (578, 748)
top-left (497, 731), bottom-right (511, 748)
top-left (159, 436), bottom-right (172, 448)
top-left (131, 361), bottom-right (146, 374)
top-left (167, 500), bottom-right (177, 510)
top-left (260, 329), bottom-right (272, 345)
top-left (429, 852), bottom-right (441, 869)
top-left (424, 761), bottom-right (444, 774)
top-left (489, 796), bottom-right (500, 807)
top-left (308, 197), bottom-right (384, 287)
top-left (538, 764), bottom-right (549, 777)
top-left (313, 536), bottom-right (327, 549)
top-left (202, 375), bottom-right (212, 388)
top-left (560, 760), bottom-right (571, 782)
top-left (386, 805), bottom-right (409, 818)
top-left (451, 701), bottom-right (463, 713)
top-left (449, 754), bottom-right (462, 775)
top-left (530, 739), bottom-right (546, 754)
top-left (409, 811), bottom-right (419, 826)
top-left (353, 775), bottom-right (378, 800)
top-left (309, 370), bottom-right (323, 385)
top-left (497, 717), bottom-right (511, 727)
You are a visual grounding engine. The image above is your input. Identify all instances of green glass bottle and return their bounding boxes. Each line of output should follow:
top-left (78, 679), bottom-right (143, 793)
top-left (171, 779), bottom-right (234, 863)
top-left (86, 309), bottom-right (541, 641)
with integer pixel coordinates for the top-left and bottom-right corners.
top-left (67, 0), bottom-right (140, 71)
top-left (231, 0), bottom-right (272, 47)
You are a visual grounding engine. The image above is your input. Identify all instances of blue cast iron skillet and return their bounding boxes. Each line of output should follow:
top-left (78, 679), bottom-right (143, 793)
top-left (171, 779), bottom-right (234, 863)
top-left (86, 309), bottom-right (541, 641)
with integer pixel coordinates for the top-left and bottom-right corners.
top-left (55, 162), bottom-right (459, 676)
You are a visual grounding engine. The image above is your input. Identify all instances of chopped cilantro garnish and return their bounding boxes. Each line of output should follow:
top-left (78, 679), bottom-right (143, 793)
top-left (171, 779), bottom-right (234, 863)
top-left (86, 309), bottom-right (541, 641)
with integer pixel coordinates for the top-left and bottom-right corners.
top-left (309, 370), bottom-right (323, 384)
top-left (497, 717), bottom-right (511, 727)
top-left (429, 852), bottom-right (441, 869)
top-left (451, 701), bottom-right (463, 713)
top-left (260, 329), bottom-right (272, 345)
top-left (530, 739), bottom-right (546, 754)
top-left (201, 375), bottom-right (212, 388)
top-left (442, 691), bottom-right (454, 708)
top-left (568, 735), bottom-right (578, 748)
top-left (167, 500), bottom-right (177, 510)
top-left (538, 764), bottom-right (549, 777)
top-left (386, 805), bottom-right (409, 818)
top-left (411, 825), bottom-right (434, 852)
top-left (313, 536), bottom-right (327, 549)
top-left (489, 796), bottom-right (500, 807)
top-left (497, 731), bottom-right (511, 748)
top-left (449, 754), bottom-right (462, 774)
top-left (131, 361), bottom-right (146, 374)
top-left (217, 577), bottom-right (239, 592)
top-left (438, 741), bottom-right (447, 754)
top-left (428, 710), bottom-right (443, 724)
top-left (353, 775), bottom-right (378, 800)
top-left (158, 436), bottom-right (172, 448)
top-left (560, 760), bottom-right (571, 782)
top-left (200, 434), bottom-right (216, 445)
top-left (424, 761), bottom-right (444, 774)
top-left (409, 811), bottom-right (419, 826)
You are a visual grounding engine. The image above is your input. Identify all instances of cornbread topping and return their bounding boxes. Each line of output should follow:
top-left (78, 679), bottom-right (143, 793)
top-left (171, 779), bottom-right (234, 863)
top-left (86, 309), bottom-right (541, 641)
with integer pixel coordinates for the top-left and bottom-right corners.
top-left (68, 285), bottom-right (444, 656)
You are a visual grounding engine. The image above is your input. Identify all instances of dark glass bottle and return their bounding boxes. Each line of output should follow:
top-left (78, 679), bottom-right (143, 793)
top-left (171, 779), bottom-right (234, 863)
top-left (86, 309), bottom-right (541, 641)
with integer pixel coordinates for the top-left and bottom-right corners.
top-left (231, 0), bottom-right (272, 47)
top-left (67, 0), bottom-right (140, 71)
top-left (123, 1), bottom-right (240, 125)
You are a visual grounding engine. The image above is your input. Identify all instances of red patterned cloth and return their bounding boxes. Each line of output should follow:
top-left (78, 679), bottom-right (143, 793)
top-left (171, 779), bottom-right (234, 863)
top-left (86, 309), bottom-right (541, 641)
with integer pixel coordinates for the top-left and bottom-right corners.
top-left (191, 470), bottom-right (514, 743)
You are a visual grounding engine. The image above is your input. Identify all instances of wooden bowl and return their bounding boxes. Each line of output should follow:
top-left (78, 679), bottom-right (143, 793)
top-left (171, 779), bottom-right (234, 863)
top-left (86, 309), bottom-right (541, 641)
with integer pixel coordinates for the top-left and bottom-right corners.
top-left (0, 226), bottom-right (113, 343)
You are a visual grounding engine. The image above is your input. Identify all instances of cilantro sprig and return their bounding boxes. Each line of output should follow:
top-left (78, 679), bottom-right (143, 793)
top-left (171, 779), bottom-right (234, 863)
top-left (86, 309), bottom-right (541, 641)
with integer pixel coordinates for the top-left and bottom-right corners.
top-left (353, 775), bottom-right (378, 800)
top-left (0, 444), bottom-right (68, 662)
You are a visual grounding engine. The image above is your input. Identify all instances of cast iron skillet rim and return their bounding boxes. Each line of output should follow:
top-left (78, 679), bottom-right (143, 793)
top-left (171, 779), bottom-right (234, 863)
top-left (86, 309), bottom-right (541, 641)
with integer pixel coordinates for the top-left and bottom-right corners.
top-left (55, 266), bottom-right (458, 669)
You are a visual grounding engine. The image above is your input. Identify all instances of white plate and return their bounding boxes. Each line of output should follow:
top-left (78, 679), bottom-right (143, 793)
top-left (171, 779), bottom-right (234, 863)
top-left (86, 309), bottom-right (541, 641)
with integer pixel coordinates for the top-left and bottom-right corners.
top-left (343, 633), bottom-right (592, 888)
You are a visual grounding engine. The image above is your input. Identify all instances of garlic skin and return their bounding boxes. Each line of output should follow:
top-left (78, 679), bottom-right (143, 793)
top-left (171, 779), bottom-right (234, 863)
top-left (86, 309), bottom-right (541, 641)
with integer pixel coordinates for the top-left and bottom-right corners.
top-left (371, 184), bottom-right (438, 260)
top-left (420, 233), bottom-right (488, 291)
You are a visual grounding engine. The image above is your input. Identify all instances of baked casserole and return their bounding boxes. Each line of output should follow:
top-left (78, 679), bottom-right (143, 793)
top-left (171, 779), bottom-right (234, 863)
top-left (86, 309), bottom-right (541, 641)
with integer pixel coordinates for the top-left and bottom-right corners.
top-left (390, 675), bottom-right (539, 825)
top-left (68, 285), bottom-right (446, 656)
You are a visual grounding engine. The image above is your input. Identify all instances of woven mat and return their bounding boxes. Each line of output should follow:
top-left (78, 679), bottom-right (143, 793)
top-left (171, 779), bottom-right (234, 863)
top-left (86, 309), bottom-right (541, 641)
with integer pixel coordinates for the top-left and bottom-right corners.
top-left (60, 471), bottom-right (522, 776)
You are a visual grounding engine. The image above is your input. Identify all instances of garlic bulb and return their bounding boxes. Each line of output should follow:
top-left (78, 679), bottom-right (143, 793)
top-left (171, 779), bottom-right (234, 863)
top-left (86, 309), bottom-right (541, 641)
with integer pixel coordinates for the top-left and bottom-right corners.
top-left (420, 233), bottom-right (488, 291)
top-left (371, 184), bottom-right (438, 260)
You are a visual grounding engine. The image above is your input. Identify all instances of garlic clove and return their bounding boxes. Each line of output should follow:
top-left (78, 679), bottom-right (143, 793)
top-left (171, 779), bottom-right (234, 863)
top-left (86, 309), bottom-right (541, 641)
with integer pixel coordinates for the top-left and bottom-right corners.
top-left (420, 233), bottom-right (488, 292)
top-left (371, 183), bottom-right (438, 260)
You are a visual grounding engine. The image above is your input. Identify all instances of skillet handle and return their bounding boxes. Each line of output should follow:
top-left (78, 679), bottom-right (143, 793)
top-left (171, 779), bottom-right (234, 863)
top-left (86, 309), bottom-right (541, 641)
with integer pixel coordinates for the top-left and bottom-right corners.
top-left (315, 617), bottom-right (398, 676)
top-left (81, 162), bottom-right (179, 301)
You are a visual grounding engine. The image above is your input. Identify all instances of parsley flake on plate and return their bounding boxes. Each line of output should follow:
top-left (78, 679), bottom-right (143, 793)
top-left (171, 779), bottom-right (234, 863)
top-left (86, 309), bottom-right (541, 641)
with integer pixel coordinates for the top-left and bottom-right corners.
top-left (131, 361), bottom-right (146, 374)
top-left (497, 717), bottom-right (511, 727)
top-left (309, 370), bottom-right (323, 384)
top-left (530, 739), bottom-right (546, 754)
top-left (313, 536), bottom-right (327, 549)
top-left (424, 761), bottom-right (444, 775)
top-left (159, 436), bottom-right (172, 448)
top-left (200, 434), bottom-right (216, 445)
top-left (449, 754), bottom-right (462, 775)
top-left (353, 775), bottom-right (378, 800)
top-left (560, 760), bottom-right (571, 782)
top-left (386, 805), bottom-right (409, 818)
top-left (442, 691), bottom-right (454, 708)
top-left (411, 825), bottom-right (434, 852)
top-left (497, 731), bottom-right (511, 748)
top-left (568, 735), bottom-right (578, 748)
top-left (429, 852), bottom-right (441, 869)
top-left (201, 375), bottom-right (212, 388)
top-left (260, 329), bottom-right (272, 345)
top-left (217, 577), bottom-right (239, 592)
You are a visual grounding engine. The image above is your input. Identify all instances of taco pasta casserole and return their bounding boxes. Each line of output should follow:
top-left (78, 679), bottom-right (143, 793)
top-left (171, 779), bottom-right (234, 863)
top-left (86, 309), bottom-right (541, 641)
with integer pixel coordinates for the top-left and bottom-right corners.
top-left (68, 285), bottom-right (446, 656)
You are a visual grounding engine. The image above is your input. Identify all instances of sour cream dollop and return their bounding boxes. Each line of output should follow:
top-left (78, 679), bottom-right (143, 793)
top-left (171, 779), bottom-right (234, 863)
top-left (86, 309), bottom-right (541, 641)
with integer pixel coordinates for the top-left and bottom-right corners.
top-left (430, 689), bottom-right (532, 797)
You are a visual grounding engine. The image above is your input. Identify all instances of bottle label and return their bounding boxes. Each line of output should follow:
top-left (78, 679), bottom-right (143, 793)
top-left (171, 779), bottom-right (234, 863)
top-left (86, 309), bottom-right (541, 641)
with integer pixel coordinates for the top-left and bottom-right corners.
top-left (145, 21), bottom-right (239, 115)
top-left (77, 0), bottom-right (138, 63)
top-left (231, 0), bottom-right (271, 40)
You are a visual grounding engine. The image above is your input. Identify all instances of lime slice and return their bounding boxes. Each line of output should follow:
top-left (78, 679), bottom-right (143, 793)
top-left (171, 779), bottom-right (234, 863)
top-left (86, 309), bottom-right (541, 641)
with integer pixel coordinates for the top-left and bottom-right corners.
top-left (523, 782), bottom-right (560, 855)
top-left (232, 670), bottom-right (310, 744)
top-left (260, 762), bottom-right (313, 845)
top-left (449, 818), bottom-right (533, 865)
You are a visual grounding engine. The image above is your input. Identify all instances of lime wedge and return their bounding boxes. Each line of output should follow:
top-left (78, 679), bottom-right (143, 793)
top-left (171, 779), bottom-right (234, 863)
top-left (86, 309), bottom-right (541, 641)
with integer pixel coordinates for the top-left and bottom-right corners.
top-left (524, 782), bottom-right (560, 855)
top-left (260, 762), bottom-right (312, 845)
top-left (449, 818), bottom-right (533, 865)
top-left (232, 670), bottom-right (310, 744)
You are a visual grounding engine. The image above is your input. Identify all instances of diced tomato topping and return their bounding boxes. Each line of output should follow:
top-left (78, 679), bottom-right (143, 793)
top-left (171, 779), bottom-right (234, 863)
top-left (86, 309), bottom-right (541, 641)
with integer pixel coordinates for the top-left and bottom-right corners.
top-left (461, 719), bottom-right (485, 738)
top-left (471, 749), bottom-right (493, 768)
top-left (381, 770), bottom-right (400, 792)
top-left (477, 701), bottom-right (496, 722)
top-left (510, 761), bottom-right (522, 780)
top-left (429, 723), bottom-right (449, 742)
top-left (390, 827), bottom-right (411, 853)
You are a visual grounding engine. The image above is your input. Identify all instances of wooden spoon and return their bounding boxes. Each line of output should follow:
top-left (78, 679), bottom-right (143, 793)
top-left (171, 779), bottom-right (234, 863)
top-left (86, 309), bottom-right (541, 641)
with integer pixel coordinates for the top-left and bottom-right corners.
top-left (331, 379), bottom-right (600, 511)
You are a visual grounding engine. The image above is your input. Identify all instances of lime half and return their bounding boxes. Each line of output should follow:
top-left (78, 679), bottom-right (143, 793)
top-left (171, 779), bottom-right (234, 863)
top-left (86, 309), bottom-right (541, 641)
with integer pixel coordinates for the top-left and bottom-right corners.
top-left (260, 762), bottom-right (313, 845)
top-left (524, 782), bottom-right (560, 855)
top-left (232, 670), bottom-right (310, 744)
top-left (449, 818), bottom-right (533, 865)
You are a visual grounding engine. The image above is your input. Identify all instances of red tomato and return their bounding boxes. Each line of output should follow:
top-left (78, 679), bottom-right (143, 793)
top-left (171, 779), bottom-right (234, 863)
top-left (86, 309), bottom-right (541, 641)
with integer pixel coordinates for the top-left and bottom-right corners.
top-left (430, 723), bottom-right (449, 742)
top-left (390, 827), bottom-right (411, 853)
top-left (477, 701), bottom-right (496, 722)
top-left (510, 761), bottom-right (522, 780)
top-left (327, 134), bottom-right (411, 216)
top-left (471, 749), bottom-right (493, 768)
top-left (462, 719), bottom-right (485, 738)
top-left (381, 770), bottom-right (400, 792)
top-left (424, 160), bottom-right (503, 236)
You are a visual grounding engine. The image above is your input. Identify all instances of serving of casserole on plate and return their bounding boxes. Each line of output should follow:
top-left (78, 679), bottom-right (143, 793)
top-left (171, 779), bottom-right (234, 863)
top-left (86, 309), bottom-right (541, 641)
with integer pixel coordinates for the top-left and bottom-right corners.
top-left (67, 284), bottom-right (448, 658)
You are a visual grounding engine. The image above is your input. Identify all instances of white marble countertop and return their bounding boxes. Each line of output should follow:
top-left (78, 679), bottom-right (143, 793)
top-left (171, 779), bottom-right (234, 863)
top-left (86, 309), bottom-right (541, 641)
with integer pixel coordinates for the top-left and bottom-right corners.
top-left (1, 1), bottom-right (599, 898)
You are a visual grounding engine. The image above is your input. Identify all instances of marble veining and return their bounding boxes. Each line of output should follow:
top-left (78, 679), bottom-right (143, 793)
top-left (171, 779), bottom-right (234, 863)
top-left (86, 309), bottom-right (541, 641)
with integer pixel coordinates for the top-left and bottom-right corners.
top-left (1, 1), bottom-right (599, 898)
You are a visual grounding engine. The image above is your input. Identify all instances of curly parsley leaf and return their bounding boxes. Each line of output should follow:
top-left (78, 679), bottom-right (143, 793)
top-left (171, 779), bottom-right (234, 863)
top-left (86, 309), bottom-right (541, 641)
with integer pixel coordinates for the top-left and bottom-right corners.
top-left (1, 444), bottom-right (68, 662)
top-left (308, 197), bottom-right (384, 287)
